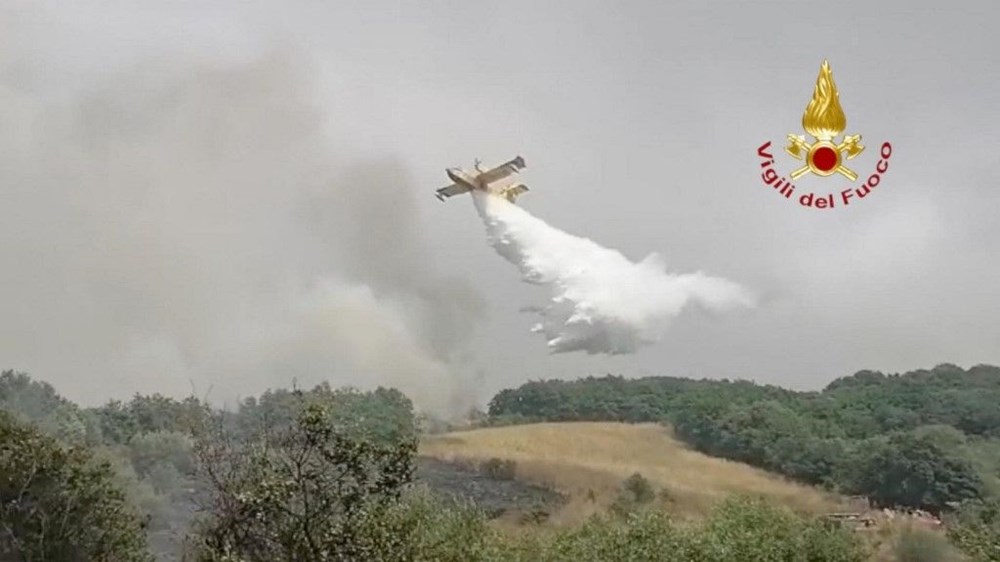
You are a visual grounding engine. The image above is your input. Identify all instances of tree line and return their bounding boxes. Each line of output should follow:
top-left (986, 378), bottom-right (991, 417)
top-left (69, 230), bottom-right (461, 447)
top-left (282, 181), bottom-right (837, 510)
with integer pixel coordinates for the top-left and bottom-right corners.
top-left (487, 364), bottom-right (1000, 516)
top-left (2, 367), bottom-right (999, 560)
top-left (0, 370), bottom-right (419, 560)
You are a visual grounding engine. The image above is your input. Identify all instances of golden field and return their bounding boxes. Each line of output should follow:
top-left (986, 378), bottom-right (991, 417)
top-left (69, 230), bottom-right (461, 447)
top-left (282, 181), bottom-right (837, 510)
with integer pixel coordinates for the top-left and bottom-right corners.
top-left (420, 421), bottom-right (857, 523)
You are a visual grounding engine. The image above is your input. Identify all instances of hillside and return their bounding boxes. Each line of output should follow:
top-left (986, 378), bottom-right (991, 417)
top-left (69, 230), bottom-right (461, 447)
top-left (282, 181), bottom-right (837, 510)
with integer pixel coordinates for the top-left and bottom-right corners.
top-left (420, 421), bottom-right (854, 522)
top-left (3, 370), bottom-right (994, 560)
top-left (486, 364), bottom-right (1000, 513)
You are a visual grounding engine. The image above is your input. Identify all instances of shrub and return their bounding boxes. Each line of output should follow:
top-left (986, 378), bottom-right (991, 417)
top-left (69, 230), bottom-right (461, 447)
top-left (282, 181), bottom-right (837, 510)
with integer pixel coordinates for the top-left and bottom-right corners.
top-left (610, 472), bottom-right (656, 516)
top-left (364, 487), bottom-right (502, 562)
top-left (522, 499), bottom-right (866, 562)
top-left (698, 496), bottom-right (867, 562)
top-left (946, 499), bottom-right (1000, 561)
top-left (481, 457), bottom-right (517, 481)
top-left (545, 510), bottom-right (690, 562)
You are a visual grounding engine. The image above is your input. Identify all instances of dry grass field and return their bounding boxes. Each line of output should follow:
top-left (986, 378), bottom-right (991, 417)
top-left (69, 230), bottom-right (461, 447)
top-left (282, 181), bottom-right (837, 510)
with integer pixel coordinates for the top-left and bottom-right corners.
top-left (420, 421), bottom-right (856, 524)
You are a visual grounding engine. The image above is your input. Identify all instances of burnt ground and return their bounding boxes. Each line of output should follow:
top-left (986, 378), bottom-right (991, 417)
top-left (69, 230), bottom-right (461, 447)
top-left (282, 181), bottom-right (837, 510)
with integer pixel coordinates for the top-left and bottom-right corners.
top-left (148, 457), bottom-right (564, 560)
top-left (415, 456), bottom-right (566, 520)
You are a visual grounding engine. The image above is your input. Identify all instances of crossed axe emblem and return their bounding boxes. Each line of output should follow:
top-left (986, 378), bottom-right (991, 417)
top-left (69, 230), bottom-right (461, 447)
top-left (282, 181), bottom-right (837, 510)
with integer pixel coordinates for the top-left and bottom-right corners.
top-left (784, 134), bottom-right (864, 181)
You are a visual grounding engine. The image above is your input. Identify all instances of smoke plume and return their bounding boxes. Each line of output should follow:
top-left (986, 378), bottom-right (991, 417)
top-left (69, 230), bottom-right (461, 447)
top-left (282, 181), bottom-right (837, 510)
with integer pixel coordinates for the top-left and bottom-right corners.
top-left (473, 191), bottom-right (755, 354)
top-left (0, 46), bottom-right (484, 414)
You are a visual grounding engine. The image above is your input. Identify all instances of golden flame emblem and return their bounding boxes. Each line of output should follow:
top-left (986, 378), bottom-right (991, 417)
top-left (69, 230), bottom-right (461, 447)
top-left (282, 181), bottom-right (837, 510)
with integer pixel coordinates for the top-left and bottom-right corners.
top-left (785, 60), bottom-right (864, 181)
top-left (802, 60), bottom-right (846, 140)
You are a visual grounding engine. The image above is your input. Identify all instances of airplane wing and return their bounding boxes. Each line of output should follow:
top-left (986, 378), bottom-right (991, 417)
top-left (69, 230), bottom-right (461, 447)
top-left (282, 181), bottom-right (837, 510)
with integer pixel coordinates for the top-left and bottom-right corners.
top-left (477, 156), bottom-right (526, 185)
top-left (501, 183), bottom-right (530, 203)
top-left (435, 183), bottom-right (469, 201)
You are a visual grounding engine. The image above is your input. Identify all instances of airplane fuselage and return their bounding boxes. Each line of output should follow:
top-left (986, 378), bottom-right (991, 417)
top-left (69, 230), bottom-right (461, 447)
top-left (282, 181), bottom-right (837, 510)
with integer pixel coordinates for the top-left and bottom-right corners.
top-left (446, 167), bottom-right (481, 190)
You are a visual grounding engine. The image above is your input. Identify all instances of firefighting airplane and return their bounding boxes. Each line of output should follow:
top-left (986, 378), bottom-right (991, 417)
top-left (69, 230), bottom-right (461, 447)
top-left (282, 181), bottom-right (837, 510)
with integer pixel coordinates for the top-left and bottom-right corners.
top-left (435, 155), bottom-right (529, 203)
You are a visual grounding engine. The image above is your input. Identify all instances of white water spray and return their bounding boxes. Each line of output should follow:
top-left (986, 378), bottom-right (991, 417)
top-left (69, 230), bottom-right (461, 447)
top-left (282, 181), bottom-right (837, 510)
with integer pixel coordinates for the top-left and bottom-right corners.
top-left (473, 192), bottom-right (755, 354)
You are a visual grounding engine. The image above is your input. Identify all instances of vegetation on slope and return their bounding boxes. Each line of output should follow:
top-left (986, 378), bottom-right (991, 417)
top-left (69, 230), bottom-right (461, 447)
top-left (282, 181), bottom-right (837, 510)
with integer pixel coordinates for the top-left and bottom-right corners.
top-left (2, 365), bottom-right (999, 560)
top-left (487, 364), bottom-right (1000, 515)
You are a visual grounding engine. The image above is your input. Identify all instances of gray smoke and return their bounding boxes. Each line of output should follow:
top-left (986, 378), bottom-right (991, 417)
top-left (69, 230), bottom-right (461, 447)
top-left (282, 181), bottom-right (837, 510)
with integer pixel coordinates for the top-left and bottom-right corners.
top-left (0, 46), bottom-right (484, 414)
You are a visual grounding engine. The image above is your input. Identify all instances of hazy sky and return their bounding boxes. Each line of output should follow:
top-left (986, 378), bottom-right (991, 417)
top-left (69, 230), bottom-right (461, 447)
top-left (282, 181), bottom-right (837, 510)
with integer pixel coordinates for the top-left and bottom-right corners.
top-left (2, 1), bottom-right (998, 411)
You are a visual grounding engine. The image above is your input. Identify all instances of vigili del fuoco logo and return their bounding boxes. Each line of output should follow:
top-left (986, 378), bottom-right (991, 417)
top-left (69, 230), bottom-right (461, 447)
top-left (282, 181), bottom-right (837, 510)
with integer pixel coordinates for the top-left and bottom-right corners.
top-left (757, 60), bottom-right (892, 209)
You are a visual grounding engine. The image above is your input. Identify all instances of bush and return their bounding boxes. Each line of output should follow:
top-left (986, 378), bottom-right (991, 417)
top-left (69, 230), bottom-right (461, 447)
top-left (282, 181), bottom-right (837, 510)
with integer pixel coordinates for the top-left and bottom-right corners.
top-left (545, 510), bottom-right (691, 562)
top-left (369, 487), bottom-right (502, 561)
top-left (530, 497), bottom-right (866, 562)
top-left (946, 499), bottom-right (1000, 561)
top-left (698, 496), bottom-right (867, 562)
top-left (610, 472), bottom-right (656, 516)
top-left (481, 457), bottom-right (517, 481)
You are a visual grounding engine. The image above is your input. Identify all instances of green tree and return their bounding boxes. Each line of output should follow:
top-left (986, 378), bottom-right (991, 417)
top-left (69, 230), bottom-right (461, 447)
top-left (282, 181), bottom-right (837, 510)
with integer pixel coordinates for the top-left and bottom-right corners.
top-left (127, 430), bottom-right (196, 479)
top-left (0, 370), bottom-right (102, 445)
top-left (233, 384), bottom-right (415, 445)
top-left (189, 403), bottom-right (417, 561)
top-left (850, 432), bottom-right (983, 512)
top-left (0, 411), bottom-right (151, 561)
